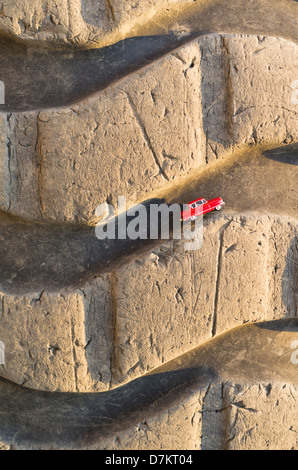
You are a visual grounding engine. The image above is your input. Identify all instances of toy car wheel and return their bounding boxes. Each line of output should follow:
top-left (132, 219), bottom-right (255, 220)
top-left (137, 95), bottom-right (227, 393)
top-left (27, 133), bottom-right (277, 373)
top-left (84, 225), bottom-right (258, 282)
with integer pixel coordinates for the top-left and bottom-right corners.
top-left (215, 205), bottom-right (222, 211)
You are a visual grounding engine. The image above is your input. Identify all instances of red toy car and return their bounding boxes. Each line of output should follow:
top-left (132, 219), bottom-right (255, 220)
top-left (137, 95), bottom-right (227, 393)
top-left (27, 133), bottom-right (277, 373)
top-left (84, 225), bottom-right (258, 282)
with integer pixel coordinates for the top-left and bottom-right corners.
top-left (181, 197), bottom-right (225, 221)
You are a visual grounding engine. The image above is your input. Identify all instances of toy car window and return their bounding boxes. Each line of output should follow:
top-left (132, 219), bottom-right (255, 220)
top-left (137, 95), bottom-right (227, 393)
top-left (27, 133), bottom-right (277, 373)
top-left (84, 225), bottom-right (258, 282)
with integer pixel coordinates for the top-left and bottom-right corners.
top-left (196, 201), bottom-right (204, 206)
top-left (190, 203), bottom-right (195, 209)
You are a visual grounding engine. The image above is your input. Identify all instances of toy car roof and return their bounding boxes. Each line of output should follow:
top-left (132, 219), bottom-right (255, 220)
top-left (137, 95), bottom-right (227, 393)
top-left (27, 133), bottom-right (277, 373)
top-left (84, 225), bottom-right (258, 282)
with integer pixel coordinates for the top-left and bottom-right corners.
top-left (188, 197), bottom-right (206, 205)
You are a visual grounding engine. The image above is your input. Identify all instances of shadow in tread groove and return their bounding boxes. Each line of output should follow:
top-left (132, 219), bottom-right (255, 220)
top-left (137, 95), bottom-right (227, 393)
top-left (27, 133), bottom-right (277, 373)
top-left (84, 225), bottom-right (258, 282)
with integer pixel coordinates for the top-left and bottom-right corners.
top-left (0, 319), bottom-right (297, 449)
top-left (0, 0), bottom-right (297, 111)
top-left (0, 145), bottom-right (296, 295)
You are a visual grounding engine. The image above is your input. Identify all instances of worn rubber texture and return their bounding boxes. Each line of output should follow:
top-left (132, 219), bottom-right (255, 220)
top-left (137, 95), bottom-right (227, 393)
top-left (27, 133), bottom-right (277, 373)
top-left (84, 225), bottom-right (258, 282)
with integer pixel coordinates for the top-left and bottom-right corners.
top-left (0, 0), bottom-right (297, 112)
top-left (0, 0), bottom-right (297, 451)
top-left (0, 144), bottom-right (296, 294)
top-left (0, 319), bottom-right (297, 450)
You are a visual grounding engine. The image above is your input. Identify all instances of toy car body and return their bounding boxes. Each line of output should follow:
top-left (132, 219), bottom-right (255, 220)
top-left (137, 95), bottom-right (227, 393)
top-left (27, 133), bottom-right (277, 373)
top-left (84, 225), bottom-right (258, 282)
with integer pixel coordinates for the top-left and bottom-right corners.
top-left (181, 197), bottom-right (225, 221)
